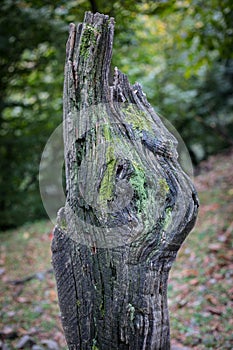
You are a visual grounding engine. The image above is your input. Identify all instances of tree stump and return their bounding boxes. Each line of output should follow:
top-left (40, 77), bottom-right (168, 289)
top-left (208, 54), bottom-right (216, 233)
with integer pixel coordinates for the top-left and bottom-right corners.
top-left (52, 12), bottom-right (199, 350)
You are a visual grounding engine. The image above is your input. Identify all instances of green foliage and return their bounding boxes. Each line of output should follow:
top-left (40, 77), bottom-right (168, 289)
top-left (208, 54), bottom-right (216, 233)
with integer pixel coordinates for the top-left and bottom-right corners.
top-left (0, 0), bottom-right (232, 228)
top-left (114, 0), bottom-right (233, 163)
top-left (0, 0), bottom-right (65, 228)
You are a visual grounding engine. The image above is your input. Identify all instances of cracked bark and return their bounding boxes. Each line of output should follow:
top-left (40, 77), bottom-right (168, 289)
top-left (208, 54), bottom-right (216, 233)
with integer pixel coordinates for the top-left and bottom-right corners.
top-left (52, 12), bottom-right (199, 350)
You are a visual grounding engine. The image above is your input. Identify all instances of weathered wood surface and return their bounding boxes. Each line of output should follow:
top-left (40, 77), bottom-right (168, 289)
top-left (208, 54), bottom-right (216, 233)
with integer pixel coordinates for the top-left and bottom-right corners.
top-left (52, 12), bottom-right (199, 350)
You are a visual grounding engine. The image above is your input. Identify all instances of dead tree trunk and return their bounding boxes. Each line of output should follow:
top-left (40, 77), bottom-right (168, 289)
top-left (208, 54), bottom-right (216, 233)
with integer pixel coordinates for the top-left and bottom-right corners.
top-left (52, 12), bottom-right (198, 350)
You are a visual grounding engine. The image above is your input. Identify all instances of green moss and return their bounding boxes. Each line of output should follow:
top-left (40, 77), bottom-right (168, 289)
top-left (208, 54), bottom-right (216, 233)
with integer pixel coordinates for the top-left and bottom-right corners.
top-left (103, 124), bottom-right (112, 141)
top-left (80, 24), bottom-right (98, 60)
top-left (163, 207), bottom-right (172, 231)
top-left (99, 146), bottom-right (117, 203)
top-left (123, 105), bottom-right (152, 132)
top-left (158, 178), bottom-right (170, 197)
top-left (130, 162), bottom-right (148, 213)
top-left (57, 209), bottom-right (67, 231)
top-left (76, 299), bottom-right (81, 307)
top-left (128, 303), bottom-right (135, 322)
top-left (92, 339), bottom-right (99, 350)
top-left (59, 218), bottom-right (67, 230)
top-left (98, 125), bottom-right (118, 204)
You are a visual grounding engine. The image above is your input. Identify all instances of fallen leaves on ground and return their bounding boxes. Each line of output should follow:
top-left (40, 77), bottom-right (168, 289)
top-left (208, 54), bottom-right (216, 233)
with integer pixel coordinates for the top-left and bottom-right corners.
top-left (0, 221), bottom-right (67, 349)
top-left (169, 147), bottom-right (233, 349)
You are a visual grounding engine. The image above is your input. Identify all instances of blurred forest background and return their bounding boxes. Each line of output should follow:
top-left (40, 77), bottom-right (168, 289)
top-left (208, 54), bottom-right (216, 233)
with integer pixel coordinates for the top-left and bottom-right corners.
top-left (1, 1), bottom-right (233, 349)
top-left (0, 0), bottom-right (233, 229)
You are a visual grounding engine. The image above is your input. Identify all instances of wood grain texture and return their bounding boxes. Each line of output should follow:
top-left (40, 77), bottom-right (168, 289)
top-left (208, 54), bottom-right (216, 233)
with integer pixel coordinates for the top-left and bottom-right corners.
top-left (52, 12), bottom-right (199, 350)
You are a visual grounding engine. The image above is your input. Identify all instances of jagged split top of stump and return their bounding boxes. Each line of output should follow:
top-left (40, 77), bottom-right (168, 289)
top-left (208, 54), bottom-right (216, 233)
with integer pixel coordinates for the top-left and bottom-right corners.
top-left (60, 11), bottom-right (198, 258)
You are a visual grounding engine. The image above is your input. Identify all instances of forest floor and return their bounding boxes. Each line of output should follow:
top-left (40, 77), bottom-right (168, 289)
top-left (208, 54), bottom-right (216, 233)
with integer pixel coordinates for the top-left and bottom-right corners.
top-left (0, 148), bottom-right (233, 350)
top-left (169, 147), bottom-right (233, 349)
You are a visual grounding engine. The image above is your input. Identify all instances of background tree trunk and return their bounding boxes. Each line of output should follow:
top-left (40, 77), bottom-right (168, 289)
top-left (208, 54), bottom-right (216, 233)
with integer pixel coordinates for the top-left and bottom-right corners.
top-left (52, 12), bottom-right (199, 350)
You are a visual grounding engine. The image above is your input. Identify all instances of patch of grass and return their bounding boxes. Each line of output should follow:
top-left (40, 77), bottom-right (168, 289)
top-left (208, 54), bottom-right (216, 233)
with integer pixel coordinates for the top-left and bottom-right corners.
top-left (1, 220), bottom-right (53, 278)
